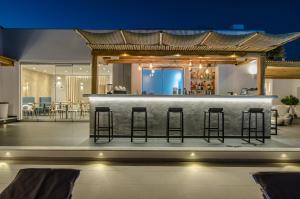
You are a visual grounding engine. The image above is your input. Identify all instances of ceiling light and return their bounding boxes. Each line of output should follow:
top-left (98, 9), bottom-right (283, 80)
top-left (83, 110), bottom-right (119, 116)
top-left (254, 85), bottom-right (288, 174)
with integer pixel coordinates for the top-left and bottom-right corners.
top-left (79, 67), bottom-right (82, 70)
top-left (138, 64), bottom-right (142, 71)
top-left (174, 54), bottom-right (181, 57)
top-left (121, 53), bottom-right (129, 57)
top-left (281, 153), bottom-right (287, 158)
top-left (189, 61), bottom-right (192, 66)
top-left (199, 64), bottom-right (203, 69)
top-left (230, 53), bottom-right (238, 58)
top-left (190, 152), bottom-right (195, 157)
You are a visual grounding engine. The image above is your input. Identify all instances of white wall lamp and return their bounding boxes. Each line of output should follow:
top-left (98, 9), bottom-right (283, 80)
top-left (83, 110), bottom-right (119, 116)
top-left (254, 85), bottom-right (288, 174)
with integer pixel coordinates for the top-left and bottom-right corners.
top-left (247, 62), bottom-right (257, 79)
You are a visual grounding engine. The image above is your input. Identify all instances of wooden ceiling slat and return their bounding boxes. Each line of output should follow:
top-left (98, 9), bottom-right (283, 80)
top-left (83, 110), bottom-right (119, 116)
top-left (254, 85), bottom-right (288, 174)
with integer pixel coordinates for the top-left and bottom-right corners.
top-left (266, 67), bottom-right (300, 79)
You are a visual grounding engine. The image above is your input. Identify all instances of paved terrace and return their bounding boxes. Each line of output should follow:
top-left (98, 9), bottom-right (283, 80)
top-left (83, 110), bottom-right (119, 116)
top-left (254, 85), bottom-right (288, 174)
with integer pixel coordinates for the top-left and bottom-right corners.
top-left (0, 119), bottom-right (299, 149)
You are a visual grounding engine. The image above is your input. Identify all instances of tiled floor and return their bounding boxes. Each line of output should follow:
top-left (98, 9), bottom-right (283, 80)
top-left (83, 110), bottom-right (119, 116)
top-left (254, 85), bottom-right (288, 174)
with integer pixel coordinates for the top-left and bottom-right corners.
top-left (0, 160), bottom-right (300, 199)
top-left (0, 119), bottom-right (300, 148)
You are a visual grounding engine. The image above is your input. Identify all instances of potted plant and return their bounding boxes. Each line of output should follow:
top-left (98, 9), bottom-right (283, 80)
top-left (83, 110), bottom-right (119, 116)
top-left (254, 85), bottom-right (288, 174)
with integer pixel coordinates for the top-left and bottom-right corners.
top-left (281, 95), bottom-right (299, 118)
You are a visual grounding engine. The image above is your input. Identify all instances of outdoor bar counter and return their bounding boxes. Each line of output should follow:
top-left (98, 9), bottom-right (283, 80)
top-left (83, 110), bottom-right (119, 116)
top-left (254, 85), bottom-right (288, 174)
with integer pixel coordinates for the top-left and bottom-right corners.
top-left (85, 95), bottom-right (276, 138)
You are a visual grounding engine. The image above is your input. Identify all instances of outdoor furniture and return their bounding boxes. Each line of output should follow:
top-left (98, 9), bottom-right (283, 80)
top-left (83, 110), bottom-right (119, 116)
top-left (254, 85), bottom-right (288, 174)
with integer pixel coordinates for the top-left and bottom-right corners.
top-left (94, 107), bottom-right (113, 143)
top-left (203, 108), bottom-right (224, 143)
top-left (275, 105), bottom-right (292, 125)
top-left (131, 107), bottom-right (147, 142)
top-left (241, 108), bottom-right (265, 143)
top-left (0, 168), bottom-right (80, 199)
top-left (253, 172), bottom-right (300, 199)
top-left (166, 107), bottom-right (184, 143)
top-left (294, 105), bottom-right (300, 117)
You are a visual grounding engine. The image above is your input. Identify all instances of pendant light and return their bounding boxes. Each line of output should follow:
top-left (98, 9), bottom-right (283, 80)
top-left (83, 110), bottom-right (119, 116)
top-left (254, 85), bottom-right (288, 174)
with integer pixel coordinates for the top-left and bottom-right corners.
top-left (149, 63), bottom-right (153, 69)
top-left (205, 68), bottom-right (209, 74)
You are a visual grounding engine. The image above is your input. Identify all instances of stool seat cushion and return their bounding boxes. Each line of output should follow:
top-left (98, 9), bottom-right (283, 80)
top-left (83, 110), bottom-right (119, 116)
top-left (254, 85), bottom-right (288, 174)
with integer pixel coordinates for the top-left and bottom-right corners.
top-left (95, 107), bottom-right (110, 112)
top-left (168, 107), bottom-right (183, 112)
top-left (132, 107), bottom-right (146, 112)
top-left (248, 108), bottom-right (264, 113)
top-left (208, 108), bottom-right (223, 113)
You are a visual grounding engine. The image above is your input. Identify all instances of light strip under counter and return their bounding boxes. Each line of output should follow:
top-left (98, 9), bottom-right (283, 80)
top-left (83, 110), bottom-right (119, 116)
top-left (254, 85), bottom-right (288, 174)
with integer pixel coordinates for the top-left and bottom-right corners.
top-left (86, 94), bottom-right (276, 103)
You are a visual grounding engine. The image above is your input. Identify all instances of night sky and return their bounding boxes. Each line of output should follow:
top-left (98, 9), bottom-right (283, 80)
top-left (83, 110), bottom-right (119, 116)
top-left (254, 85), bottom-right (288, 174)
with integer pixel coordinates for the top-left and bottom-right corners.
top-left (1, 0), bottom-right (300, 59)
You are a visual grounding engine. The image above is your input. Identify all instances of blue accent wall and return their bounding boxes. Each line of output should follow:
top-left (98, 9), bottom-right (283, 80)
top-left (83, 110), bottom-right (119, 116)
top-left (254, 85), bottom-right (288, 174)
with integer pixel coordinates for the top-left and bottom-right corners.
top-left (142, 69), bottom-right (183, 95)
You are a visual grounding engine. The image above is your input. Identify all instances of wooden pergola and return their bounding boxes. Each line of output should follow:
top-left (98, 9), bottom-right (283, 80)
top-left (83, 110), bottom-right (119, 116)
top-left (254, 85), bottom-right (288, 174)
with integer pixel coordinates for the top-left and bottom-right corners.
top-left (0, 56), bottom-right (14, 66)
top-left (76, 30), bottom-right (300, 95)
top-left (266, 61), bottom-right (300, 79)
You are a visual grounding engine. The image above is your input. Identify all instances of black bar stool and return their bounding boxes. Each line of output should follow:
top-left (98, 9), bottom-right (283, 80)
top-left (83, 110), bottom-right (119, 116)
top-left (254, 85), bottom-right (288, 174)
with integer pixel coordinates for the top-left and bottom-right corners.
top-left (131, 107), bottom-right (148, 142)
top-left (241, 108), bottom-right (265, 143)
top-left (203, 108), bottom-right (224, 143)
top-left (166, 107), bottom-right (184, 143)
top-left (271, 109), bottom-right (278, 135)
top-left (94, 107), bottom-right (113, 143)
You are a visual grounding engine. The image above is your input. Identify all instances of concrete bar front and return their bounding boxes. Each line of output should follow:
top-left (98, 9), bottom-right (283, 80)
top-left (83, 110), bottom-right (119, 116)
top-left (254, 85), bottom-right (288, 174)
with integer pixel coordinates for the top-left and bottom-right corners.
top-left (85, 95), bottom-right (276, 138)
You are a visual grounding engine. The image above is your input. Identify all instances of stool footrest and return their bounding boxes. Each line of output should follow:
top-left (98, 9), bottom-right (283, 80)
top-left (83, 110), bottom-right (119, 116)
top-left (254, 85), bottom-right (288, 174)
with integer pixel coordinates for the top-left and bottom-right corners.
top-left (168, 128), bottom-right (183, 130)
top-left (132, 128), bottom-right (147, 131)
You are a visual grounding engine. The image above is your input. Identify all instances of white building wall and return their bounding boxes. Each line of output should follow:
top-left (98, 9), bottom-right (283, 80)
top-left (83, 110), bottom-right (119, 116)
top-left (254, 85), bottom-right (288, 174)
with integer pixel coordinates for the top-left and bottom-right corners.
top-left (3, 29), bottom-right (90, 62)
top-left (0, 62), bottom-right (20, 117)
top-left (271, 79), bottom-right (300, 104)
top-left (0, 28), bottom-right (3, 55)
top-left (216, 61), bottom-right (257, 95)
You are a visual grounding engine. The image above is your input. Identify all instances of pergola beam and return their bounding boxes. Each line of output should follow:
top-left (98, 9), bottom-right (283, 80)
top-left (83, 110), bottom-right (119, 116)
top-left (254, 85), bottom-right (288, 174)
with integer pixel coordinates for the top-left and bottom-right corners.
top-left (120, 30), bottom-right (127, 44)
top-left (91, 52), bottom-right (98, 94)
top-left (237, 32), bottom-right (259, 47)
top-left (266, 66), bottom-right (300, 79)
top-left (92, 49), bottom-right (248, 57)
top-left (200, 31), bottom-right (212, 45)
top-left (257, 56), bottom-right (266, 95)
top-left (0, 56), bottom-right (15, 66)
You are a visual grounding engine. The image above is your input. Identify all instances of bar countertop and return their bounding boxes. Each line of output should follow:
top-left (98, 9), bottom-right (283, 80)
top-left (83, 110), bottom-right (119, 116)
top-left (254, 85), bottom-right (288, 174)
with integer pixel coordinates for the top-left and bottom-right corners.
top-left (86, 93), bottom-right (275, 137)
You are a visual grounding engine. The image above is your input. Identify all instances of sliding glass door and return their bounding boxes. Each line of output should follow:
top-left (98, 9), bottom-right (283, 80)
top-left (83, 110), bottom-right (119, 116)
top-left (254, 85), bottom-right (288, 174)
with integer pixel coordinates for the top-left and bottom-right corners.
top-left (21, 63), bottom-right (91, 122)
